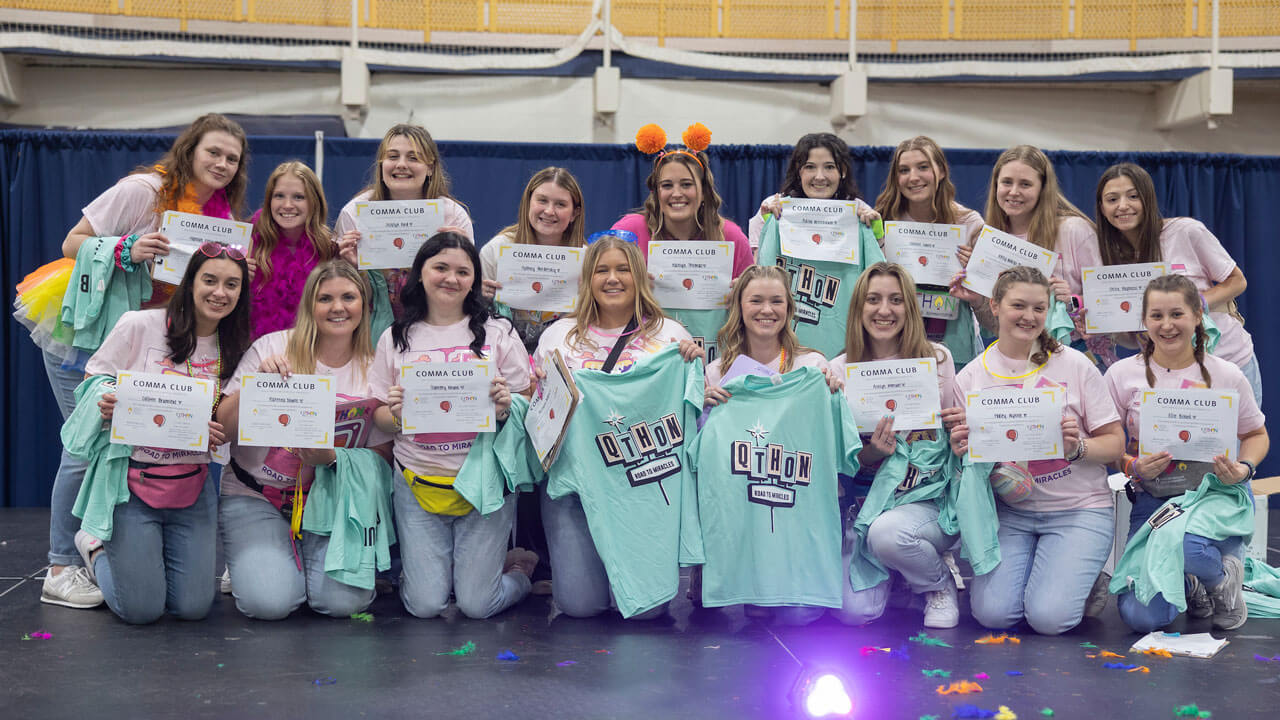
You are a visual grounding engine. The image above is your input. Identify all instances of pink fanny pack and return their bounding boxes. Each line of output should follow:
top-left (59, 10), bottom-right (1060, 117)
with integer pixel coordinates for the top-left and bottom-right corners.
top-left (127, 462), bottom-right (208, 509)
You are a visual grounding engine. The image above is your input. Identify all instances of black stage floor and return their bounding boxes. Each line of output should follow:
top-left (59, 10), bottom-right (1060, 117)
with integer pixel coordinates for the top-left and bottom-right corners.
top-left (3, 507), bottom-right (1279, 719)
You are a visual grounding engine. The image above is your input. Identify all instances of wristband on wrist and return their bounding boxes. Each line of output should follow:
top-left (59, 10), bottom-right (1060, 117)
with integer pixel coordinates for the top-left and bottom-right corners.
top-left (1239, 459), bottom-right (1256, 482)
top-left (117, 234), bottom-right (140, 272)
top-left (1123, 454), bottom-right (1138, 480)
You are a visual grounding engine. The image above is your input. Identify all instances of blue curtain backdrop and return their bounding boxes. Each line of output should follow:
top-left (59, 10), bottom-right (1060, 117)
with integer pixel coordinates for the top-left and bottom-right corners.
top-left (3, 129), bottom-right (1278, 505)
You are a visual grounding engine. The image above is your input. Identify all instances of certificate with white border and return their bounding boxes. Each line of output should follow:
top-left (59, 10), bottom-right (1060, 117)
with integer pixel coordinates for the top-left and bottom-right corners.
top-left (355, 199), bottom-right (444, 269)
top-left (962, 226), bottom-right (1058, 298)
top-left (400, 361), bottom-right (496, 433)
top-left (883, 221), bottom-right (965, 287)
top-left (843, 358), bottom-right (942, 432)
top-left (778, 198), bottom-right (861, 264)
top-left (1140, 389), bottom-right (1239, 463)
top-left (110, 371), bottom-right (214, 450)
top-left (237, 373), bottom-right (337, 448)
top-left (1082, 262), bottom-right (1168, 333)
top-left (648, 241), bottom-right (733, 310)
top-left (966, 385), bottom-right (1065, 462)
top-left (153, 211), bottom-right (252, 286)
top-left (494, 243), bottom-right (583, 313)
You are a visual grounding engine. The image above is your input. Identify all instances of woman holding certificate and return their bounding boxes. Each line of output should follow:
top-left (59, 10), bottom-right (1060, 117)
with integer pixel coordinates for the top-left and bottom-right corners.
top-left (478, 166), bottom-right (587, 350)
top-left (1104, 274), bottom-right (1267, 632)
top-left (534, 234), bottom-right (704, 618)
top-left (369, 232), bottom-right (538, 620)
top-left (873, 136), bottom-right (986, 366)
top-left (1086, 163), bottom-right (1260, 404)
top-left (828, 263), bottom-right (967, 628)
top-left (951, 267), bottom-right (1125, 635)
top-left (336, 124), bottom-right (473, 324)
top-left (36, 113), bottom-right (248, 610)
top-left (215, 260), bottom-right (393, 620)
top-left (80, 243), bottom-right (251, 624)
top-left (246, 161), bottom-right (336, 340)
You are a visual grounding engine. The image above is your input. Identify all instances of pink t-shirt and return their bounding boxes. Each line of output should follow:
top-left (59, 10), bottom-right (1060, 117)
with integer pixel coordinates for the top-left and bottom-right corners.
top-left (369, 317), bottom-right (530, 475)
top-left (535, 317), bottom-right (692, 374)
top-left (85, 308), bottom-right (220, 464)
top-left (611, 213), bottom-right (754, 278)
top-left (704, 348), bottom-right (829, 387)
top-left (221, 330), bottom-right (393, 498)
top-left (1104, 353), bottom-right (1264, 456)
top-left (830, 342), bottom-right (960, 409)
top-left (747, 196), bottom-right (873, 253)
top-left (955, 342), bottom-right (1121, 512)
top-left (1010, 214), bottom-right (1096, 291)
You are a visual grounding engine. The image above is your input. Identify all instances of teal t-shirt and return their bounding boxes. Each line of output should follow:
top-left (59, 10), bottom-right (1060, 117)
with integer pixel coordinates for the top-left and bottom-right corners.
top-left (665, 308), bottom-right (728, 366)
top-left (688, 366), bottom-right (861, 608)
top-left (758, 215), bottom-right (886, 357)
top-left (302, 447), bottom-right (397, 591)
top-left (544, 344), bottom-right (705, 618)
top-left (66, 375), bottom-right (132, 541)
top-left (61, 236), bottom-right (153, 354)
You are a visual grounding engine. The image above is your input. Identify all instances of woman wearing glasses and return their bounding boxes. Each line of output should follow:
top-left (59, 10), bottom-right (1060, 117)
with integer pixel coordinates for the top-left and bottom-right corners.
top-left (79, 242), bottom-right (252, 624)
top-left (38, 114), bottom-right (248, 611)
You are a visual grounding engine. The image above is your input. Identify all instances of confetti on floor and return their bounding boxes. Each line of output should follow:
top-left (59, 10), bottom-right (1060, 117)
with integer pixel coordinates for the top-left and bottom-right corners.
top-left (1127, 666), bottom-right (1151, 674)
top-left (1087, 651), bottom-right (1127, 659)
top-left (349, 612), bottom-right (374, 623)
top-left (975, 634), bottom-right (1021, 645)
top-left (1006, 671), bottom-right (1023, 677)
top-left (436, 641), bottom-right (476, 657)
top-left (1173, 705), bottom-right (1212, 718)
top-left (936, 680), bottom-right (984, 695)
top-left (312, 677), bottom-right (337, 686)
top-left (1254, 654), bottom-right (1280, 662)
top-left (1040, 710), bottom-right (1055, 717)
top-left (22, 631), bottom-right (52, 640)
top-left (1079, 642), bottom-right (1098, 649)
top-left (973, 672), bottom-right (989, 680)
top-left (994, 707), bottom-right (1017, 720)
top-left (496, 650), bottom-right (519, 662)
top-left (1141, 648), bottom-right (1173, 658)
top-left (952, 704), bottom-right (997, 718)
top-left (862, 646), bottom-right (891, 655)
top-left (556, 660), bottom-right (578, 667)
top-left (910, 632), bottom-right (953, 648)
top-left (594, 649), bottom-right (612, 654)
top-left (922, 669), bottom-right (952, 678)
top-left (920, 715), bottom-right (940, 720)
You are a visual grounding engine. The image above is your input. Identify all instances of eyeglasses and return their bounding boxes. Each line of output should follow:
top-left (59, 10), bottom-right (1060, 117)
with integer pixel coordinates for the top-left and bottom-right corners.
top-left (197, 242), bottom-right (246, 261)
top-left (586, 229), bottom-right (639, 245)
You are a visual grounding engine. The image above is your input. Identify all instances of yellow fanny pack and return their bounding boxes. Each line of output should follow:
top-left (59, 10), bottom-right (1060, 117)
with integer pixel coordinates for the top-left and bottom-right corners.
top-left (400, 466), bottom-right (474, 516)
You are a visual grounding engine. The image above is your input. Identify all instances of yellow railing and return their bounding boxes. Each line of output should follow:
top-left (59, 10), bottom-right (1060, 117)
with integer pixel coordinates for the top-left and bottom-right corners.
top-left (7, 1), bottom-right (1279, 44)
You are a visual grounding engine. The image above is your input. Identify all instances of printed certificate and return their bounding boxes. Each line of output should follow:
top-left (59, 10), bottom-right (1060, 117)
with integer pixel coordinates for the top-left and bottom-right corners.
top-left (843, 357), bottom-right (942, 432)
top-left (883, 221), bottom-right (965, 287)
top-left (648, 241), bottom-right (733, 310)
top-left (237, 374), bottom-right (337, 448)
top-left (110, 371), bottom-right (215, 450)
top-left (400, 361), bottom-right (495, 433)
top-left (525, 350), bottom-right (582, 470)
top-left (1082, 262), bottom-right (1168, 333)
top-left (494, 243), bottom-right (583, 313)
top-left (965, 385), bottom-right (1065, 463)
top-left (961, 226), bottom-right (1058, 298)
top-left (152, 211), bottom-right (252, 286)
top-left (1139, 389), bottom-right (1239, 462)
top-left (778, 198), bottom-right (861, 264)
top-left (354, 199), bottom-right (444, 269)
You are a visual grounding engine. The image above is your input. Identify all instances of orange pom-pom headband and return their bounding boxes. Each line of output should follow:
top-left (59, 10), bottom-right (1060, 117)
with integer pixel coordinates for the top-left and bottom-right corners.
top-left (634, 123), bottom-right (712, 168)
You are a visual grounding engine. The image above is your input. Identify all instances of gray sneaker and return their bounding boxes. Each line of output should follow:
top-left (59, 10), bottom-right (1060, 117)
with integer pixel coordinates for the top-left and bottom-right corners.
top-left (1185, 574), bottom-right (1213, 619)
top-left (1208, 555), bottom-right (1247, 631)
top-left (1084, 570), bottom-right (1112, 618)
top-left (40, 566), bottom-right (103, 609)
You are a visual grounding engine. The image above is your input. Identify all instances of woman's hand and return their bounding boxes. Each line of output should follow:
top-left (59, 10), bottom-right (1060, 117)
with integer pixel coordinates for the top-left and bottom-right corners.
top-left (258, 354), bottom-right (292, 378)
top-left (1062, 415), bottom-right (1082, 460)
top-left (956, 243), bottom-right (973, 268)
top-left (208, 420), bottom-right (227, 451)
top-left (759, 194), bottom-right (783, 219)
top-left (491, 376), bottom-right (513, 420)
top-left (129, 232), bottom-right (171, 264)
top-left (1132, 451), bottom-right (1171, 482)
top-left (678, 339), bottom-right (705, 363)
top-left (387, 385), bottom-right (404, 421)
top-left (245, 254), bottom-right (259, 281)
top-left (941, 406), bottom-right (965, 433)
top-left (297, 448), bottom-right (338, 468)
top-left (856, 204), bottom-right (881, 226)
top-left (949, 422), bottom-right (970, 457)
top-left (820, 365), bottom-right (844, 394)
top-left (1212, 453), bottom-right (1250, 484)
top-left (704, 384), bottom-right (732, 408)
top-left (98, 392), bottom-right (118, 421)
top-left (338, 230), bottom-right (361, 266)
top-left (948, 269), bottom-right (983, 305)
top-left (481, 279), bottom-right (502, 301)
top-left (1049, 277), bottom-right (1072, 306)
top-left (861, 415), bottom-right (898, 463)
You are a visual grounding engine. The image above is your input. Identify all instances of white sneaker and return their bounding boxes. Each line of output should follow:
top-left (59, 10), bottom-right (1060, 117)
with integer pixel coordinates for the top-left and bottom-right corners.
top-left (923, 576), bottom-right (960, 629)
top-left (74, 529), bottom-right (103, 584)
top-left (220, 566), bottom-right (232, 594)
top-left (40, 566), bottom-right (103, 609)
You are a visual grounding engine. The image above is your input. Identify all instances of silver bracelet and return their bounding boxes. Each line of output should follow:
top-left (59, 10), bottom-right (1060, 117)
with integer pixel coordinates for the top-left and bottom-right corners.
top-left (1066, 437), bottom-right (1087, 463)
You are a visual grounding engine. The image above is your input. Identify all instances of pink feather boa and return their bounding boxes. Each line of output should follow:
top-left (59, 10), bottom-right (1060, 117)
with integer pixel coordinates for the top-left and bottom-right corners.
top-left (248, 208), bottom-right (320, 340)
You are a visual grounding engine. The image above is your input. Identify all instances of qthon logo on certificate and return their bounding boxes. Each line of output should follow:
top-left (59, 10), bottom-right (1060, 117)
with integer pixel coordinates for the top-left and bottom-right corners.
top-left (354, 199), bottom-right (444, 269)
top-left (1140, 388), bottom-right (1239, 463)
top-left (961, 226), bottom-right (1057, 298)
top-left (777, 198), bottom-right (861, 265)
top-left (1081, 262), bottom-right (1168, 333)
top-left (494, 243), bottom-right (583, 313)
top-left (648, 241), bottom-right (733, 310)
top-left (153, 211), bottom-right (252, 286)
top-left (400, 361), bottom-right (496, 433)
top-left (843, 357), bottom-right (942, 432)
top-left (237, 374), bottom-right (337, 448)
top-left (882, 221), bottom-right (964, 288)
top-left (110, 371), bottom-right (215, 451)
top-left (965, 386), bottom-right (1065, 462)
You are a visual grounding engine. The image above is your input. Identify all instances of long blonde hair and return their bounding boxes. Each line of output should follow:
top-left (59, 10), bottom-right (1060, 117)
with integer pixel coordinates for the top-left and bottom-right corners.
top-left (363, 124), bottom-right (455, 202)
top-left (875, 135), bottom-right (960, 224)
top-left (251, 161), bottom-right (335, 281)
top-left (284, 261), bottom-right (375, 380)
top-left (844, 262), bottom-right (940, 363)
top-left (716, 266), bottom-right (810, 373)
top-left (640, 151), bottom-right (725, 243)
top-left (983, 145), bottom-right (1091, 252)
top-left (566, 237), bottom-right (667, 351)
top-left (498, 167), bottom-right (586, 247)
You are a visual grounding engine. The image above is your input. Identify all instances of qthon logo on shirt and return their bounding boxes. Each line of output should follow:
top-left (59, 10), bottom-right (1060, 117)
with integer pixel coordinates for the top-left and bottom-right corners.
top-left (689, 336), bottom-right (719, 365)
top-left (775, 257), bottom-right (840, 326)
top-left (595, 410), bottom-right (684, 505)
top-left (730, 421), bottom-right (812, 527)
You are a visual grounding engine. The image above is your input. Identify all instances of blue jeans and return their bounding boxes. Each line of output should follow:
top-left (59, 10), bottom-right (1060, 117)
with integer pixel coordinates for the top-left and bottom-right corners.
top-left (969, 505), bottom-right (1113, 636)
top-left (1239, 353), bottom-right (1263, 407)
top-left (93, 472), bottom-right (218, 624)
top-left (837, 501), bottom-right (958, 625)
top-left (391, 479), bottom-right (530, 619)
top-left (44, 349), bottom-right (90, 567)
top-left (219, 494), bottom-right (375, 620)
top-left (1116, 491), bottom-right (1245, 632)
